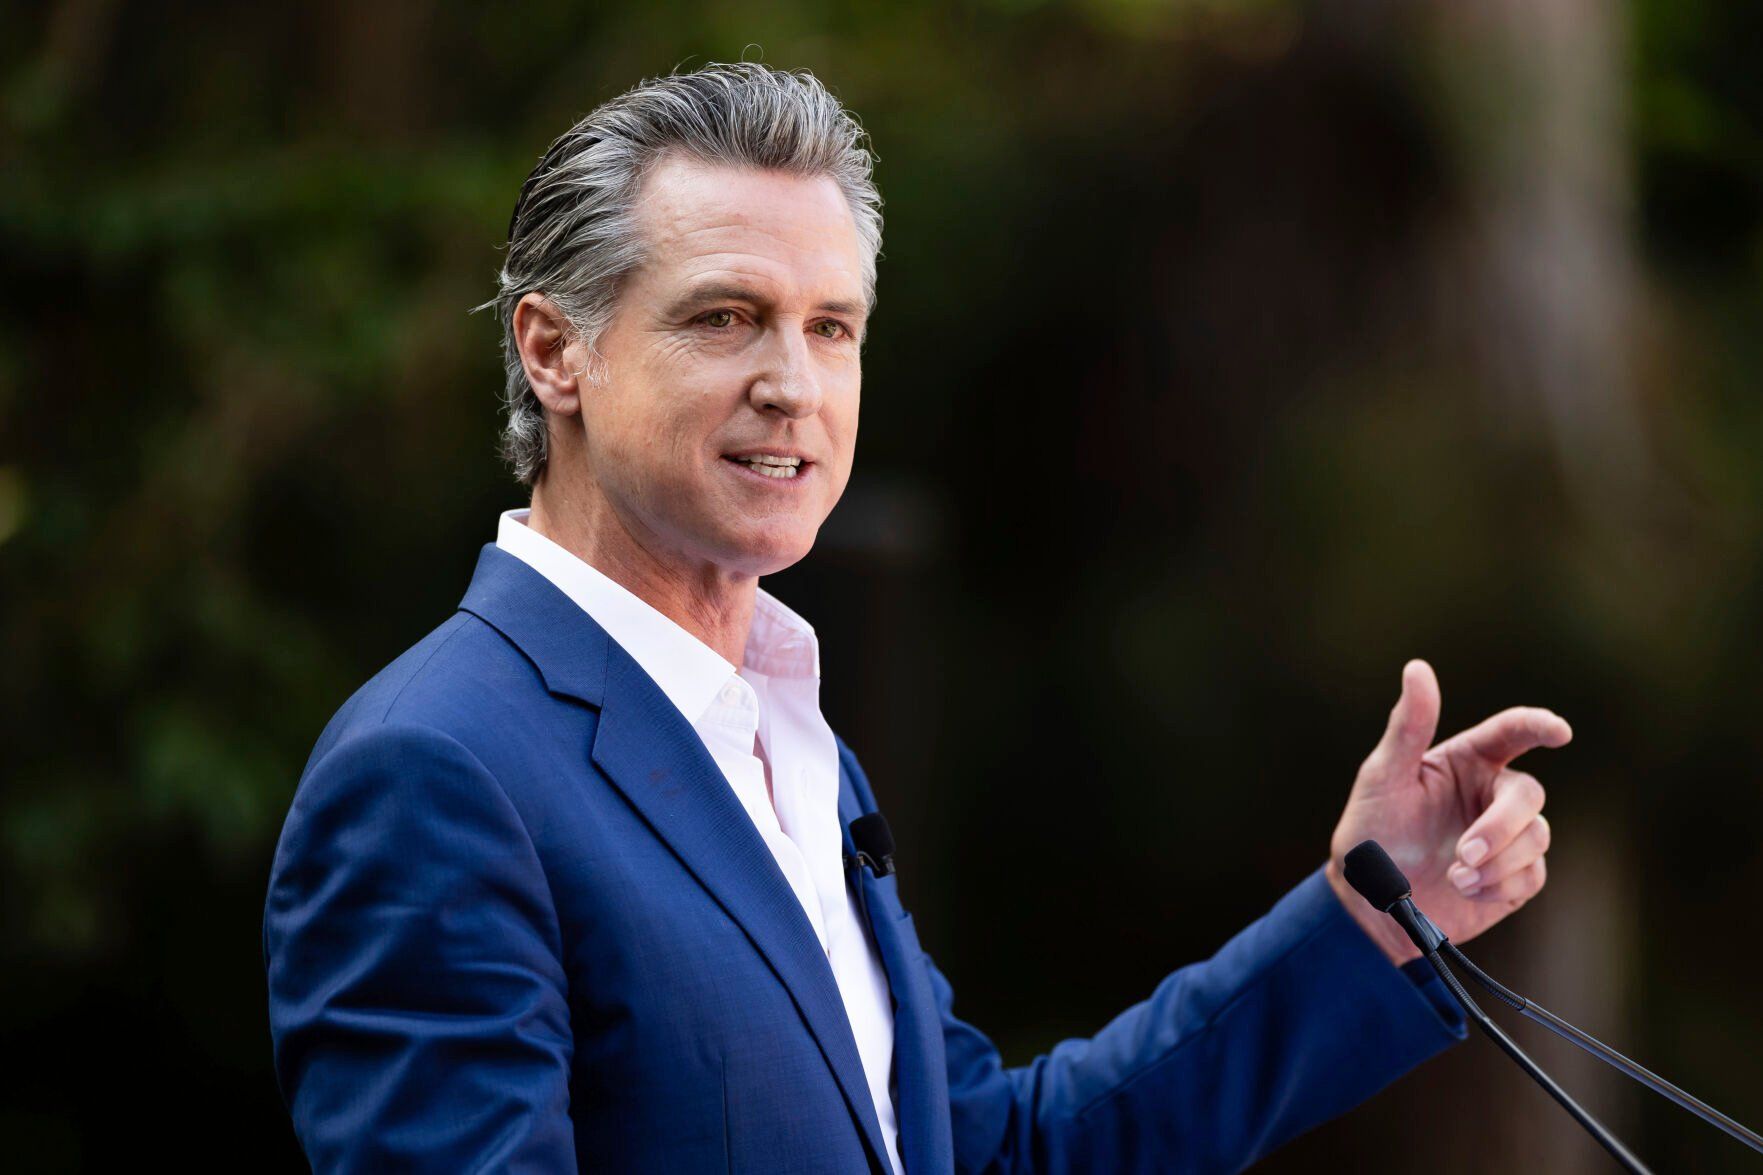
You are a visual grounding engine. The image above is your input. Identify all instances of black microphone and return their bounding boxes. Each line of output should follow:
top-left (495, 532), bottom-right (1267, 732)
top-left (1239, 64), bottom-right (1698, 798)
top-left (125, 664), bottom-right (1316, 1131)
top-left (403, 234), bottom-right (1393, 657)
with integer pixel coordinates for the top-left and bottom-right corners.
top-left (845, 812), bottom-right (895, 878)
top-left (1343, 840), bottom-right (1654, 1175)
top-left (1342, 839), bottom-right (1446, 954)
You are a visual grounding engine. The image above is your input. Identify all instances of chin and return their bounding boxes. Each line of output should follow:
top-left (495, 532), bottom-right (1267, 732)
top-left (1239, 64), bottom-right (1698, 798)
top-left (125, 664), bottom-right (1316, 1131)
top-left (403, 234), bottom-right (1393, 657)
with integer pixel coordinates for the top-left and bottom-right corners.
top-left (716, 527), bottom-right (818, 578)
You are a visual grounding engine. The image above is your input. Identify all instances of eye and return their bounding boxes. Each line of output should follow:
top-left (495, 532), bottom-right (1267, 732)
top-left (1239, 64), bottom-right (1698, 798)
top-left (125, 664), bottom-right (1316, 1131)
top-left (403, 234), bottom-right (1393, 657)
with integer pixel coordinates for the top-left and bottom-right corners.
top-left (812, 319), bottom-right (849, 339)
top-left (701, 309), bottom-right (737, 329)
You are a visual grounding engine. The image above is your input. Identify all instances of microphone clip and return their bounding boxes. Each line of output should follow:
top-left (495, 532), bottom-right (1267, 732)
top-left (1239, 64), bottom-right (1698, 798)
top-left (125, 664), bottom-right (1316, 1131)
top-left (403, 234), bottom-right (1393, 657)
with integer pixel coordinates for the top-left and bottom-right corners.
top-left (845, 848), bottom-right (895, 878)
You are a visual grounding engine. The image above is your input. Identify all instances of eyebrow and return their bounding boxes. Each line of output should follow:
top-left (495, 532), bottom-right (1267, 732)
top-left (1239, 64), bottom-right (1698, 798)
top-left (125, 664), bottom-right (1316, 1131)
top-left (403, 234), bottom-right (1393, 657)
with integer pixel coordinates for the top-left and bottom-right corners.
top-left (662, 281), bottom-right (869, 323)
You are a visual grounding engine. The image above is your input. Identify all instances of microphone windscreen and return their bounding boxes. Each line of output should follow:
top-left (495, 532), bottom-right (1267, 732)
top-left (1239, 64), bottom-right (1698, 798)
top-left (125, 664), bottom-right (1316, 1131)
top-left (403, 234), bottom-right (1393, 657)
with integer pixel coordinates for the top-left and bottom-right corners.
top-left (1343, 840), bottom-right (1412, 911)
top-left (849, 812), bottom-right (895, 860)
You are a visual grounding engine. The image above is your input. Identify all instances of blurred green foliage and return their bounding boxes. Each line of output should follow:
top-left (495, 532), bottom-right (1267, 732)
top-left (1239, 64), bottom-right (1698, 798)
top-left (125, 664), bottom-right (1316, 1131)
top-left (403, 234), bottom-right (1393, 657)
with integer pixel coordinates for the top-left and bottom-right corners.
top-left (2, 0), bottom-right (1761, 1169)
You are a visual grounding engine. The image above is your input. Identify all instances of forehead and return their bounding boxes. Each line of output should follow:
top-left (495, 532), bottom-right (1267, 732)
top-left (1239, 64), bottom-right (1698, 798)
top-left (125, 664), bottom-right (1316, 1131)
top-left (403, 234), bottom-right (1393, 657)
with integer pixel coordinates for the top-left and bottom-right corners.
top-left (631, 154), bottom-right (866, 299)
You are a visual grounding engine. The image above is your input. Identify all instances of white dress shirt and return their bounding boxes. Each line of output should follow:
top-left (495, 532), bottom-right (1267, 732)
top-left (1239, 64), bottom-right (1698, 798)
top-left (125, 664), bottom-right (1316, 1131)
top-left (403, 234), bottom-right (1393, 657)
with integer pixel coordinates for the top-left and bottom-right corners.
top-left (495, 508), bottom-right (903, 1175)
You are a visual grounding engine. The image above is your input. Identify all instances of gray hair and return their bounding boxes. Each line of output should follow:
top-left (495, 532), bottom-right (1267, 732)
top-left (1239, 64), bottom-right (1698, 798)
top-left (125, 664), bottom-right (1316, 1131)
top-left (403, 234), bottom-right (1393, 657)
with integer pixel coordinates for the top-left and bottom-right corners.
top-left (478, 62), bottom-right (883, 486)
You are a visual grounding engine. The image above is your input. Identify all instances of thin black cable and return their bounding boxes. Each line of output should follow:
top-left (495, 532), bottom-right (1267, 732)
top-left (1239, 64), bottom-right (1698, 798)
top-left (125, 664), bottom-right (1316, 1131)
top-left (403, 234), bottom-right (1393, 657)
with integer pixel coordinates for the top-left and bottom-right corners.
top-left (1427, 951), bottom-right (1653, 1174)
top-left (1440, 942), bottom-right (1526, 1010)
top-left (1441, 941), bottom-right (1763, 1157)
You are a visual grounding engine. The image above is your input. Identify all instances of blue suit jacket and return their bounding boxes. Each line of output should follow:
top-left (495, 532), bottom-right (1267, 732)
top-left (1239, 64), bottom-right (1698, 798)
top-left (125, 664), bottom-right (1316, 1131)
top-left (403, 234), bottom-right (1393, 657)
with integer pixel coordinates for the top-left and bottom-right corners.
top-left (263, 544), bottom-right (1467, 1172)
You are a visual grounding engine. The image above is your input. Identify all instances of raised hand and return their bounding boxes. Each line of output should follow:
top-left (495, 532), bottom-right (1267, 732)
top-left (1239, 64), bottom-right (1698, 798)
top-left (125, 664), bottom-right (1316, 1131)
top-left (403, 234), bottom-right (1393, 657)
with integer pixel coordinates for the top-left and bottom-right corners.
top-left (1324, 659), bottom-right (1571, 966)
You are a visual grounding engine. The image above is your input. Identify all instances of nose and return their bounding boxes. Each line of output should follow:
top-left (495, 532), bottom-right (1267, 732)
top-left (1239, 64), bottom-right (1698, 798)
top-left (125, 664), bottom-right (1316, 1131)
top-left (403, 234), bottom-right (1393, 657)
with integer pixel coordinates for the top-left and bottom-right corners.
top-left (748, 325), bottom-right (824, 419)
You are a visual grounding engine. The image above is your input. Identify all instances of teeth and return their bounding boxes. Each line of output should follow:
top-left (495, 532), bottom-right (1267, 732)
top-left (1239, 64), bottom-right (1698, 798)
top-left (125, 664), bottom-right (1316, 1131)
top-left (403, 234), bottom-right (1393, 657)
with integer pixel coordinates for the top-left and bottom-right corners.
top-left (731, 454), bottom-right (802, 478)
top-left (735, 454), bottom-right (801, 467)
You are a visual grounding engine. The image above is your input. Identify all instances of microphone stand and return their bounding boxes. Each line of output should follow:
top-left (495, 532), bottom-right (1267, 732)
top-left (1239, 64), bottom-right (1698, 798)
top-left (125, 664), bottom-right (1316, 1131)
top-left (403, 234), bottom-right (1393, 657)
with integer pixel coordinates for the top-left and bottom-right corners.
top-left (1346, 841), bottom-right (1758, 1167)
top-left (1440, 941), bottom-right (1763, 1157)
top-left (1423, 949), bottom-right (1654, 1174)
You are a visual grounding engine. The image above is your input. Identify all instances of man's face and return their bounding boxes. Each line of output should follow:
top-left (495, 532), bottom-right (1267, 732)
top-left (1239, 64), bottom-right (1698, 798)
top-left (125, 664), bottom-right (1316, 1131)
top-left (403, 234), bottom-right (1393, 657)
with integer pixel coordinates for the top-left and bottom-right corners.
top-left (574, 155), bottom-right (867, 580)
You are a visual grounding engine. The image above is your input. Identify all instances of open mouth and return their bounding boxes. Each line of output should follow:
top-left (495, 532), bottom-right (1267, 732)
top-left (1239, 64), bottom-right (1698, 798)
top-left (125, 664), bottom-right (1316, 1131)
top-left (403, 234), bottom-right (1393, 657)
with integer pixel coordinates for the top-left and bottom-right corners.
top-left (723, 453), bottom-right (808, 481)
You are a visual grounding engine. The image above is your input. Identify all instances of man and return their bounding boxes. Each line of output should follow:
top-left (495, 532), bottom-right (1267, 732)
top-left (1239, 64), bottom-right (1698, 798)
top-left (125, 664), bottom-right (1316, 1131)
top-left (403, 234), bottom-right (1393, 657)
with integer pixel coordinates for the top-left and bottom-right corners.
top-left (263, 63), bottom-right (1563, 1172)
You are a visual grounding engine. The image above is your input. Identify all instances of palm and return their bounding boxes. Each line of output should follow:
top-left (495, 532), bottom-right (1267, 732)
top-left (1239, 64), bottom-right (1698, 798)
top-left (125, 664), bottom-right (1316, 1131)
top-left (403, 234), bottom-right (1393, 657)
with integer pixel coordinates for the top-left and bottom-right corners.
top-left (1329, 660), bottom-right (1567, 959)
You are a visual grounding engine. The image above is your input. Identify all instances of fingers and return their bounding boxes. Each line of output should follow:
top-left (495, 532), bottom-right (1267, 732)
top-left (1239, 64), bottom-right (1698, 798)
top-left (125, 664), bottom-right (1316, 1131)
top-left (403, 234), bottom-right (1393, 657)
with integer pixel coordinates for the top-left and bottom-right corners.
top-left (1458, 855), bottom-right (1546, 905)
top-left (1449, 812), bottom-right (1549, 895)
top-left (1454, 705), bottom-right (1573, 768)
top-left (1369, 660), bottom-right (1441, 773)
top-left (1455, 768), bottom-right (1545, 873)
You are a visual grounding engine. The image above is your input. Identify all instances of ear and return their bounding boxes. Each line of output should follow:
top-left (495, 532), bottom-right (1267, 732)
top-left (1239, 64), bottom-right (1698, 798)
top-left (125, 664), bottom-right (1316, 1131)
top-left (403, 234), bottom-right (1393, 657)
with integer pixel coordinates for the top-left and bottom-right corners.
top-left (512, 293), bottom-right (590, 417)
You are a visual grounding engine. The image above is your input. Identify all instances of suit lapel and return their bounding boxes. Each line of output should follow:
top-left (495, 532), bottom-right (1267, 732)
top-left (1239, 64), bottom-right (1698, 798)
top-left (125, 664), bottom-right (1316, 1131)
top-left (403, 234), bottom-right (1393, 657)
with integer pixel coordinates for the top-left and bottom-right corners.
top-left (458, 544), bottom-right (891, 1172)
top-left (840, 779), bottom-right (953, 1175)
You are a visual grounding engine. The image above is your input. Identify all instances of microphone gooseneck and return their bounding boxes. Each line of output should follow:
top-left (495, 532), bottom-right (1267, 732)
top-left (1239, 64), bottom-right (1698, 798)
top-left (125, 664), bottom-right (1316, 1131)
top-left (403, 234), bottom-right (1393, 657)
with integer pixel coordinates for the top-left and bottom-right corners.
top-left (1438, 940), bottom-right (1763, 1157)
top-left (1343, 840), bottom-right (1654, 1174)
top-left (1421, 947), bottom-right (1653, 1173)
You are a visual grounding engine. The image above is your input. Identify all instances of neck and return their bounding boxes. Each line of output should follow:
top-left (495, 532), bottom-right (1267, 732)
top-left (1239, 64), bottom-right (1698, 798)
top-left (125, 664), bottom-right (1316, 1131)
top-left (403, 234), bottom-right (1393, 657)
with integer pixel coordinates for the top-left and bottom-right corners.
top-left (526, 475), bottom-right (756, 667)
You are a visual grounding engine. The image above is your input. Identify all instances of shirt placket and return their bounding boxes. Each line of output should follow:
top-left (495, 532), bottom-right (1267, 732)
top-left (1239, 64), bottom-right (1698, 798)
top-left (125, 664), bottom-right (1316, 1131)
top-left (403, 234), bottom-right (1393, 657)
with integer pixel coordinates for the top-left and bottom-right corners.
top-left (703, 675), bottom-right (829, 953)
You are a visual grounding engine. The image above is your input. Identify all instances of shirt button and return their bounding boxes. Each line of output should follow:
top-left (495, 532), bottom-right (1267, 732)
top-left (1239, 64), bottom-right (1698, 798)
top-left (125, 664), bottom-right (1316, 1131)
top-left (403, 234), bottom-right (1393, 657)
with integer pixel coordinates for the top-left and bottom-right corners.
top-left (720, 683), bottom-right (742, 706)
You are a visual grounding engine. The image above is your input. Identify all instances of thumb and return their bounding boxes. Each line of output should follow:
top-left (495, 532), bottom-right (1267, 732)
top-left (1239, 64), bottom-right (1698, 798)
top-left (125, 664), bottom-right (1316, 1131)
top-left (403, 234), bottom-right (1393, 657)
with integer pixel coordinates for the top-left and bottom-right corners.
top-left (1372, 659), bottom-right (1441, 775)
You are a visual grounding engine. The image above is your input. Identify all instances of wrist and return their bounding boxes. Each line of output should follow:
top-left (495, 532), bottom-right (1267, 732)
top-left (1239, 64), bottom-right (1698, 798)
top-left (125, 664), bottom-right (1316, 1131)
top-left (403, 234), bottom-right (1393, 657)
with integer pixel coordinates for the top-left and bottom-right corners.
top-left (1324, 856), bottom-right (1422, 967)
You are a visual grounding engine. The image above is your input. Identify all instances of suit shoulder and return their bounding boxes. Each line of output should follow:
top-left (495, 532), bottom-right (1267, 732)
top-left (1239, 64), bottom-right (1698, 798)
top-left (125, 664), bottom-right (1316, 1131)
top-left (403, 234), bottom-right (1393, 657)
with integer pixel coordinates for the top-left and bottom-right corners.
top-left (301, 610), bottom-right (549, 775)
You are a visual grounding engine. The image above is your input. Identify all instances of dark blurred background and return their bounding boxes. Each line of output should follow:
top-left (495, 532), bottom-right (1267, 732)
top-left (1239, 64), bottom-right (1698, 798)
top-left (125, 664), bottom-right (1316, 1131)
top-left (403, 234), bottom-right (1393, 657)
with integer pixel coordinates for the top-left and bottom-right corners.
top-left (4, 0), bottom-right (1761, 1170)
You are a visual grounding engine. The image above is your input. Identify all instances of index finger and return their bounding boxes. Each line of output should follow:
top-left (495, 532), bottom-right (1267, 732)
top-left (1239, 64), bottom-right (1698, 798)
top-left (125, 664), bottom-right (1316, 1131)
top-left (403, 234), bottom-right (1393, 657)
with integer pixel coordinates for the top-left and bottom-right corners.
top-left (1448, 705), bottom-right (1572, 768)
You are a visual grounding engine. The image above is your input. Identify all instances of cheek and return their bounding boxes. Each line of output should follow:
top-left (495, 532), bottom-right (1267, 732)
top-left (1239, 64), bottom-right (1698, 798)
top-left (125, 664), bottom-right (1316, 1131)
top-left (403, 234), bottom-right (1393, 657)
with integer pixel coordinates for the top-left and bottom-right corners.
top-left (825, 384), bottom-right (860, 466)
top-left (593, 357), bottom-right (718, 466)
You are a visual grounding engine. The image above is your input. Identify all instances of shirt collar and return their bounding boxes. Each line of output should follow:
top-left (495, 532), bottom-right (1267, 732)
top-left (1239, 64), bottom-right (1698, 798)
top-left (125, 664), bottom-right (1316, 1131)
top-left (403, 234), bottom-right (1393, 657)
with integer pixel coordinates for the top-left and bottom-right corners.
top-left (494, 508), bottom-right (820, 725)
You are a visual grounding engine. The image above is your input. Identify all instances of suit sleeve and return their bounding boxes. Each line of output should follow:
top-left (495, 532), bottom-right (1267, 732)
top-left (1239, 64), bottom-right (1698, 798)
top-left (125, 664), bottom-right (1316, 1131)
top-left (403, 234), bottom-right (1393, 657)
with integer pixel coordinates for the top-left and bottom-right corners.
top-left (934, 868), bottom-right (1469, 1174)
top-left (262, 723), bottom-right (576, 1173)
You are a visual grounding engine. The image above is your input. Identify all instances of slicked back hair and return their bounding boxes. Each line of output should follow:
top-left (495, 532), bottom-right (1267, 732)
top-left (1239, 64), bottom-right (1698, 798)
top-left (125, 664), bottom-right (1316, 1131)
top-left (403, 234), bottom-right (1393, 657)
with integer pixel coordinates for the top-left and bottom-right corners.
top-left (478, 63), bottom-right (883, 486)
